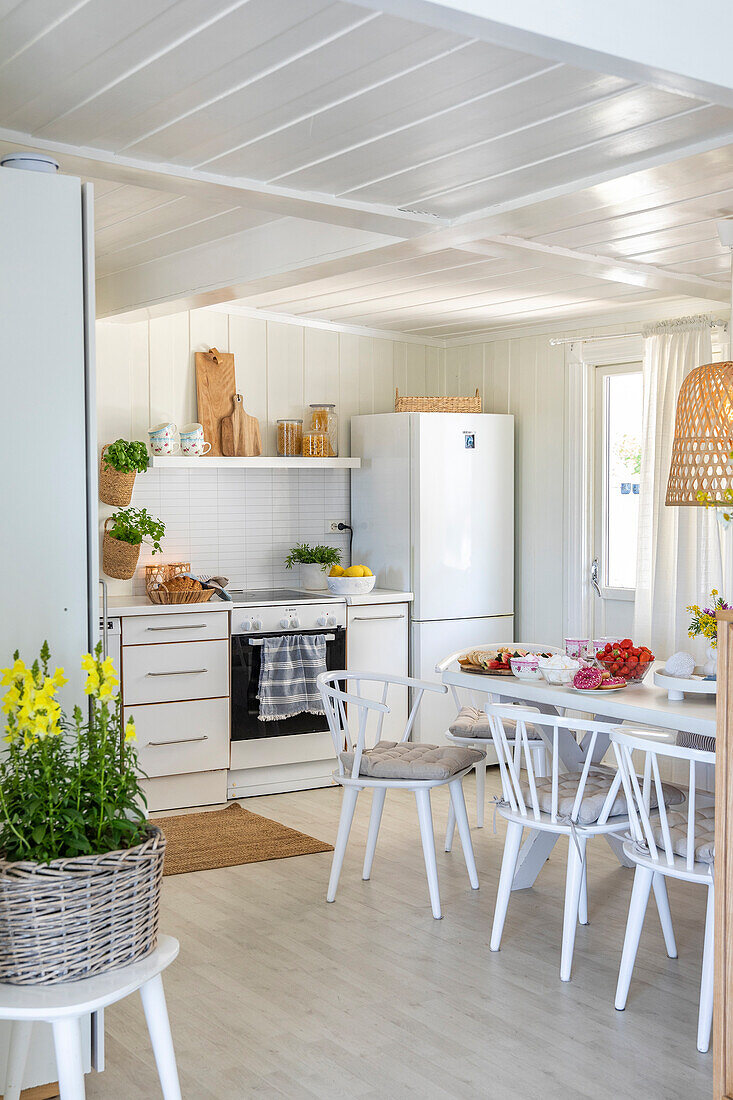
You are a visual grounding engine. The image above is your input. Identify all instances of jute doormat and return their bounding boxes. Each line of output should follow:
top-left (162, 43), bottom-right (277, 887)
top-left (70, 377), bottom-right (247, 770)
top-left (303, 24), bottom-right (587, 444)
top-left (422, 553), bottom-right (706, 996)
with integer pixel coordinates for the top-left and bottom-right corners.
top-left (151, 802), bottom-right (333, 876)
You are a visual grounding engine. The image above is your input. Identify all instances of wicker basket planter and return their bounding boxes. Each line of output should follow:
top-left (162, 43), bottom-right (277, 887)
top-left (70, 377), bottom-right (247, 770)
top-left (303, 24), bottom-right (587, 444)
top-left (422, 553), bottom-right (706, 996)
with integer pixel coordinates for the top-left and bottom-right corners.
top-left (0, 826), bottom-right (165, 985)
top-left (98, 445), bottom-right (137, 507)
top-left (102, 518), bottom-right (141, 580)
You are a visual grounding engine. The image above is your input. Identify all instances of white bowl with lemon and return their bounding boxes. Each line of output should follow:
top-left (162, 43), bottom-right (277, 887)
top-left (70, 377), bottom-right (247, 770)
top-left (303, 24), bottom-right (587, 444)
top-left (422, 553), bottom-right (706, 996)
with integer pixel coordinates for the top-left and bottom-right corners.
top-left (326, 563), bottom-right (376, 594)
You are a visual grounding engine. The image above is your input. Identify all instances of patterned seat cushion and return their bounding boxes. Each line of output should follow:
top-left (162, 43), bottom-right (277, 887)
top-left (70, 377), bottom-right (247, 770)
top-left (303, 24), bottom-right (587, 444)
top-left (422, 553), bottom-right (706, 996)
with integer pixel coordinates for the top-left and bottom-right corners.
top-left (448, 705), bottom-right (540, 741)
top-left (519, 766), bottom-right (684, 827)
top-left (652, 806), bottom-right (715, 864)
top-left (340, 740), bottom-right (485, 781)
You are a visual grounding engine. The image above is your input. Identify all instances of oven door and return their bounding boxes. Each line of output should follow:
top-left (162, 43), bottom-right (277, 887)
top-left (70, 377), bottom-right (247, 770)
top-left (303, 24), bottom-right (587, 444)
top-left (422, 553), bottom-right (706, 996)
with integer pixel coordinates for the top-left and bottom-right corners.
top-left (230, 628), bottom-right (345, 741)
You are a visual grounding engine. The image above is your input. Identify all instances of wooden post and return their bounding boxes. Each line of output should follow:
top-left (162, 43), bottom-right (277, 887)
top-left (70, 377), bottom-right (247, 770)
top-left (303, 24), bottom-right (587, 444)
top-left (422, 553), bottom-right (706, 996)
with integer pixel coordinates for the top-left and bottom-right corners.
top-left (716, 611), bottom-right (733, 1098)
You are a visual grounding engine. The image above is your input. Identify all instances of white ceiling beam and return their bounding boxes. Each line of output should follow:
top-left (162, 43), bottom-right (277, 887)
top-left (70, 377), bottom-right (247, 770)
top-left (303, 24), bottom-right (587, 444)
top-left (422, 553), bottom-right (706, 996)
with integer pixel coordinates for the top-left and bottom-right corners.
top-left (96, 216), bottom-right (400, 319)
top-left (454, 236), bottom-right (730, 302)
top-left (354, 0), bottom-right (733, 108)
top-left (0, 128), bottom-right (440, 239)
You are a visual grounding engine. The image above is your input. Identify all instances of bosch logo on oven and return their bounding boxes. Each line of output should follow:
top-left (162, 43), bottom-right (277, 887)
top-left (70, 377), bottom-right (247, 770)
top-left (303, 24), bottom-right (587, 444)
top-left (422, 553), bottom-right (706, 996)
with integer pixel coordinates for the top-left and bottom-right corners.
top-left (463, 431), bottom-right (475, 450)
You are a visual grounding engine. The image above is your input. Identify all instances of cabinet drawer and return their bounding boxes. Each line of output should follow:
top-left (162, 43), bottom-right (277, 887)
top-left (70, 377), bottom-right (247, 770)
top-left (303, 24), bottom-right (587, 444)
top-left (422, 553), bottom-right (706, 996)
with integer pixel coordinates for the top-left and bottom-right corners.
top-left (126, 699), bottom-right (229, 778)
top-left (347, 604), bottom-right (409, 627)
top-left (122, 610), bottom-right (228, 646)
top-left (122, 640), bottom-right (229, 705)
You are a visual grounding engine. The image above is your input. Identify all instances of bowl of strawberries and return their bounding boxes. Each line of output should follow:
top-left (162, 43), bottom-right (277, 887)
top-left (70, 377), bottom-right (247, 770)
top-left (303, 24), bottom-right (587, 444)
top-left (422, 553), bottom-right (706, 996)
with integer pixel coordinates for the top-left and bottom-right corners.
top-left (595, 638), bottom-right (655, 683)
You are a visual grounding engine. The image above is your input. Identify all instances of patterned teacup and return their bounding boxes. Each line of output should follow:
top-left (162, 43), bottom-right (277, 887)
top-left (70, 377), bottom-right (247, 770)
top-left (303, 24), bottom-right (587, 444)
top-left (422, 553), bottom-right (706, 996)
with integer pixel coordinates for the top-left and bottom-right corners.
top-left (148, 422), bottom-right (179, 456)
top-left (180, 423), bottom-right (211, 457)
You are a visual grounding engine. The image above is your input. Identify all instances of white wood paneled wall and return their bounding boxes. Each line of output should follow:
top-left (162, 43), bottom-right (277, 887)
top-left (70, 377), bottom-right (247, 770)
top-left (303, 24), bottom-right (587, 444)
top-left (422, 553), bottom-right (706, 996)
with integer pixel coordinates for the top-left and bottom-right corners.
top-left (96, 308), bottom-right (444, 457)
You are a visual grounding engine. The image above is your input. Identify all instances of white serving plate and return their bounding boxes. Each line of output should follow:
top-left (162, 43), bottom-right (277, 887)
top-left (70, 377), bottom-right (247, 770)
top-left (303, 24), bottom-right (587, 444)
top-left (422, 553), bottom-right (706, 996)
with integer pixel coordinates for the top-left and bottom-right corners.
top-left (571, 684), bottom-right (627, 695)
top-left (653, 667), bottom-right (717, 702)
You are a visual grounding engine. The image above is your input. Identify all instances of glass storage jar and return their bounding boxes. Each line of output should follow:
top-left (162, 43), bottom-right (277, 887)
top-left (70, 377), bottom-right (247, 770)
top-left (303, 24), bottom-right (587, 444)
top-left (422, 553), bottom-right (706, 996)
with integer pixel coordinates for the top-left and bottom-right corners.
top-left (277, 418), bottom-right (303, 456)
top-left (308, 403), bottom-right (338, 457)
top-left (302, 430), bottom-right (330, 458)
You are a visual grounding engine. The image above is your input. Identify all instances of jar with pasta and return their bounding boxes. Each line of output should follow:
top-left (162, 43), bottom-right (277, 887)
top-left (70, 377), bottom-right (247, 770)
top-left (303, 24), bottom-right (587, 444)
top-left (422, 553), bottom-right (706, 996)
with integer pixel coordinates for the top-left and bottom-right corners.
top-left (302, 430), bottom-right (329, 458)
top-left (277, 418), bottom-right (303, 456)
top-left (308, 403), bottom-right (338, 457)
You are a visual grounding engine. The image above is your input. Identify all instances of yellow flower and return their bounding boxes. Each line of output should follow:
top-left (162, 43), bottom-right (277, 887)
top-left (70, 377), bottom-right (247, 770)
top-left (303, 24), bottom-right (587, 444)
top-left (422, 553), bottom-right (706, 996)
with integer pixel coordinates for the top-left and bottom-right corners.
top-left (124, 716), bottom-right (136, 742)
top-left (712, 589), bottom-right (719, 597)
top-left (101, 656), bottom-right (117, 678)
top-left (80, 653), bottom-right (95, 672)
top-left (1, 685), bottom-right (20, 714)
top-left (0, 658), bottom-right (27, 687)
top-left (84, 669), bottom-right (100, 695)
top-left (51, 668), bottom-right (67, 688)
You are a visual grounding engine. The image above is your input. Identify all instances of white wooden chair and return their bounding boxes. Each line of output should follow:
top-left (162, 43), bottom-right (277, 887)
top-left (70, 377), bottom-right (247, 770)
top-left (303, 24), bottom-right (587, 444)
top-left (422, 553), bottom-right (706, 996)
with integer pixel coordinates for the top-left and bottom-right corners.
top-left (435, 644), bottom-right (553, 839)
top-left (488, 704), bottom-right (640, 982)
top-left (611, 729), bottom-right (715, 1053)
top-left (317, 671), bottom-right (485, 919)
top-left (0, 934), bottom-right (181, 1100)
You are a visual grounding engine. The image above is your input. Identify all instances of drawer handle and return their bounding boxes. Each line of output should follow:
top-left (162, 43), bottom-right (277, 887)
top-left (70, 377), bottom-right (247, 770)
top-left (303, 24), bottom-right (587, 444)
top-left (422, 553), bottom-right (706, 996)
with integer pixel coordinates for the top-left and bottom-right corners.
top-left (146, 624), bottom-right (208, 632)
top-left (248, 634), bottom-right (335, 645)
top-left (146, 669), bottom-right (208, 677)
top-left (351, 614), bottom-right (405, 621)
top-left (146, 735), bottom-right (209, 747)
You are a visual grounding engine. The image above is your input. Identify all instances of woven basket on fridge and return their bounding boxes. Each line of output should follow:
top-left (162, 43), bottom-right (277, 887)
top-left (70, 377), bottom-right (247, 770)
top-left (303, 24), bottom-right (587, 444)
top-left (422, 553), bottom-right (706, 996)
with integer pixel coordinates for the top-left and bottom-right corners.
top-left (0, 826), bottom-right (165, 985)
top-left (394, 388), bottom-right (481, 413)
top-left (98, 445), bottom-right (137, 507)
top-left (102, 518), bottom-right (141, 580)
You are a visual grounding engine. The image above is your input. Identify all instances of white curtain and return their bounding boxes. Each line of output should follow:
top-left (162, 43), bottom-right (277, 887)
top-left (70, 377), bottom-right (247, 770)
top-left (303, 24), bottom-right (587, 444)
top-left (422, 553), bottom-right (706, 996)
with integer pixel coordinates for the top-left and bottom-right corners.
top-left (633, 317), bottom-right (722, 660)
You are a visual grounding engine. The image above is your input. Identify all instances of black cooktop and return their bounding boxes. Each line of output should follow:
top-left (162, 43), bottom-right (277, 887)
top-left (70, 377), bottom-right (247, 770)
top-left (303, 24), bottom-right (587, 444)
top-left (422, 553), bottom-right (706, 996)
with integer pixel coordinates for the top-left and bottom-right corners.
top-left (226, 588), bottom-right (324, 603)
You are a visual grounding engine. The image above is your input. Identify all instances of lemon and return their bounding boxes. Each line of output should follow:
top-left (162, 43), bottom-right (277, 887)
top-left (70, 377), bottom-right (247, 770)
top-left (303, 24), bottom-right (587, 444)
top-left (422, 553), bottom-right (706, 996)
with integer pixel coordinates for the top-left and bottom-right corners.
top-left (329, 565), bottom-right (345, 577)
top-left (344, 565), bottom-right (364, 577)
top-left (361, 566), bottom-right (373, 576)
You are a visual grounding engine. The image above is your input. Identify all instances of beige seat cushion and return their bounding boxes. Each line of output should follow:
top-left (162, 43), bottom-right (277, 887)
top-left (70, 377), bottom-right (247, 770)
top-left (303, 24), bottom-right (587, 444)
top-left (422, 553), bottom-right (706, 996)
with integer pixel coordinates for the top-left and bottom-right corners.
top-left (652, 806), bottom-right (715, 864)
top-left (340, 740), bottom-right (485, 781)
top-left (449, 704), bottom-right (540, 741)
top-left (519, 766), bottom-right (684, 827)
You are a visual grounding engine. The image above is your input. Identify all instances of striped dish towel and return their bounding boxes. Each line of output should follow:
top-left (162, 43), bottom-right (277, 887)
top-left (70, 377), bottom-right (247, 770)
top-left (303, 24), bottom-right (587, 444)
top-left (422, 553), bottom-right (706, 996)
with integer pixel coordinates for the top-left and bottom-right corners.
top-left (257, 634), bottom-right (327, 721)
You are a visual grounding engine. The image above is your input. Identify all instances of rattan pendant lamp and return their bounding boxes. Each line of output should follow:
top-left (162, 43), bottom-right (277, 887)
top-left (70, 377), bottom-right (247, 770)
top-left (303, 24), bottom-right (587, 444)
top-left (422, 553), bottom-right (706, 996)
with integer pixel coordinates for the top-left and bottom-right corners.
top-left (666, 220), bottom-right (733, 509)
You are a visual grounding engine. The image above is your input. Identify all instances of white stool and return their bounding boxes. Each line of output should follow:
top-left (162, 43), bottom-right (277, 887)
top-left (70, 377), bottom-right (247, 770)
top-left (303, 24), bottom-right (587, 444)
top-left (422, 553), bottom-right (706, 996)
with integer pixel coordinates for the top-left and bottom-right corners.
top-left (0, 934), bottom-right (181, 1100)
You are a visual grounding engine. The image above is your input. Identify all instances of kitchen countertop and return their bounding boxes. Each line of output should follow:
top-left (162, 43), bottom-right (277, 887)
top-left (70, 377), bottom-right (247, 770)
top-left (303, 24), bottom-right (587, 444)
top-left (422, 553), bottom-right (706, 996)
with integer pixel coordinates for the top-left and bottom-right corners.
top-left (339, 588), bottom-right (413, 606)
top-left (103, 595), bottom-right (230, 618)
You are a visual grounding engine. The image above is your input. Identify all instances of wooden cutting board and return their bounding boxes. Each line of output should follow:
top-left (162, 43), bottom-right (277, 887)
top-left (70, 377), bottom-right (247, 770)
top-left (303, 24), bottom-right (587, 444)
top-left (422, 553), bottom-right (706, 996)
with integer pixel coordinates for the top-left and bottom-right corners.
top-left (220, 393), bottom-right (262, 457)
top-left (195, 347), bottom-right (235, 456)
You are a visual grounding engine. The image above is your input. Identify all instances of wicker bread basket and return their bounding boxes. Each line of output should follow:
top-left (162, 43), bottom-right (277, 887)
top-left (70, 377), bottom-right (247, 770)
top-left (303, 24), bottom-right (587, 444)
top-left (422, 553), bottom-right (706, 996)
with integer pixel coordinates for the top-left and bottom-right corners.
top-left (98, 445), bottom-right (137, 507)
top-left (394, 388), bottom-right (481, 413)
top-left (0, 827), bottom-right (165, 985)
top-left (148, 586), bottom-right (215, 605)
top-left (102, 518), bottom-right (141, 580)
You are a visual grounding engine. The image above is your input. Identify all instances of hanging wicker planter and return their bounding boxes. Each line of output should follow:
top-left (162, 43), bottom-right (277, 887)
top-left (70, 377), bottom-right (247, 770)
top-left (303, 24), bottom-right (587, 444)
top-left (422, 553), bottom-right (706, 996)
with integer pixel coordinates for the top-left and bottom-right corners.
top-left (102, 518), bottom-right (141, 579)
top-left (0, 827), bottom-right (165, 985)
top-left (99, 444), bottom-right (137, 507)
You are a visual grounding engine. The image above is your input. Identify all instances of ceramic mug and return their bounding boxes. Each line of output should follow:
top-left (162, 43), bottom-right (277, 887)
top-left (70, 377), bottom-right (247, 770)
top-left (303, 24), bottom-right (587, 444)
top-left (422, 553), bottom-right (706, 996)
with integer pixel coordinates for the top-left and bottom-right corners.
top-left (180, 423), bottom-right (211, 457)
top-left (148, 422), bottom-right (179, 455)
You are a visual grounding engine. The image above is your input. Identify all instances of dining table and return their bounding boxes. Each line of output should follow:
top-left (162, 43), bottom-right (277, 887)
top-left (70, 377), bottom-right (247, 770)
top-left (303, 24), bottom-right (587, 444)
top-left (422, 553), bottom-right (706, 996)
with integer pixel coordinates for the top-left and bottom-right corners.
top-left (438, 656), bottom-right (717, 891)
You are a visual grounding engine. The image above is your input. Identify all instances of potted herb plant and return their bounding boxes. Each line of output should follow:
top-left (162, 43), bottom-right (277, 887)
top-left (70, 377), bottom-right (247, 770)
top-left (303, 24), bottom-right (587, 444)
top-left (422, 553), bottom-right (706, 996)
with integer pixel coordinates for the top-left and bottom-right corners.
top-left (285, 542), bottom-right (341, 591)
top-left (99, 439), bottom-right (149, 507)
top-left (0, 643), bottom-right (164, 984)
top-left (103, 507), bottom-right (165, 580)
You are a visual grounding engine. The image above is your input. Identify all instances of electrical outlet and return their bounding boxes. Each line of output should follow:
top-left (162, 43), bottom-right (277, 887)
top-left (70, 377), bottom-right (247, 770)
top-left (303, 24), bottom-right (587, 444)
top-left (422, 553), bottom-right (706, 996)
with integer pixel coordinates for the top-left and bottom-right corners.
top-left (329, 520), bottom-right (346, 532)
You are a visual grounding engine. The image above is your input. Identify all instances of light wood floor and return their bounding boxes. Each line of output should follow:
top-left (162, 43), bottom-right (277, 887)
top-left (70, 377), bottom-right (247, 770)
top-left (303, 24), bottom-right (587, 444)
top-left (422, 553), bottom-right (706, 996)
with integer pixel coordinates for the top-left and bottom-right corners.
top-left (87, 772), bottom-right (712, 1100)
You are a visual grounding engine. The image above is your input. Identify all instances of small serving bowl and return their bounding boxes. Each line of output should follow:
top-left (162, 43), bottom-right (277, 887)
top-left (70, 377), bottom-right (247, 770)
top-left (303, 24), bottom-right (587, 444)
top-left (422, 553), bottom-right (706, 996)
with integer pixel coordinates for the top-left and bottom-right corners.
top-left (510, 656), bottom-right (542, 681)
top-left (326, 575), bottom-right (376, 595)
top-left (537, 655), bottom-right (580, 685)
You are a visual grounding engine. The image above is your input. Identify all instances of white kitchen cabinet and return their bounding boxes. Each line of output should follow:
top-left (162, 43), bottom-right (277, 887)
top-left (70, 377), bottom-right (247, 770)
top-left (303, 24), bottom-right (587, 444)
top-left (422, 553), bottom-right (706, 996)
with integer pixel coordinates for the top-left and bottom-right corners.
top-left (347, 603), bottom-right (409, 742)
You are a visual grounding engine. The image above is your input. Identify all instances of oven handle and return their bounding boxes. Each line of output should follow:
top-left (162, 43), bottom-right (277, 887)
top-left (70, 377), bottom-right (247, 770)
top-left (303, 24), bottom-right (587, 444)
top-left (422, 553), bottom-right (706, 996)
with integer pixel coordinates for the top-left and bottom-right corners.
top-left (248, 634), bottom-right (335, 646)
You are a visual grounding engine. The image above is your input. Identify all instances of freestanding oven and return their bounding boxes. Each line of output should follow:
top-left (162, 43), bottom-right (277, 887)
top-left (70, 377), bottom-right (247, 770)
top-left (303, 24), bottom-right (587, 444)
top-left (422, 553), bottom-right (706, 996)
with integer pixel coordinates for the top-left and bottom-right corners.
top-left (227, 589), bottom-right (347, 798)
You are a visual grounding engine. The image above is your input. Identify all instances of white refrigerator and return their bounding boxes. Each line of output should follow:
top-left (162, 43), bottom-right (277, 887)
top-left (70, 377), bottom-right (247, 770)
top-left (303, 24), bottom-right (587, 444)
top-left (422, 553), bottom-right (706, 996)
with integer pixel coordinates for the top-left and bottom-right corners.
top-left (351, 413), bottom-right (514, 743)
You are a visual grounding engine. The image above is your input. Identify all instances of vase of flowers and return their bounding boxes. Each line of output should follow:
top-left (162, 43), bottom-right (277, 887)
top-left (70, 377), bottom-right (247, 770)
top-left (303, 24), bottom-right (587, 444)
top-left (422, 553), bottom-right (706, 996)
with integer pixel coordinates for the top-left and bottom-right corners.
top-left (687, 589), bottom-right (730, 675)
top-left (0, 643), bottom-right (163, 985)
top-left (284, 542), bottom-right (341, 591)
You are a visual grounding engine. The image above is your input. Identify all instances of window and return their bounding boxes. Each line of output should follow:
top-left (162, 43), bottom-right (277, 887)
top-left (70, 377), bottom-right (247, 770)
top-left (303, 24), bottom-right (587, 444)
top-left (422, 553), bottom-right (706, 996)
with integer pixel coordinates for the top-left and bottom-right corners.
top-left (595, 365), bottom-right (643, 593)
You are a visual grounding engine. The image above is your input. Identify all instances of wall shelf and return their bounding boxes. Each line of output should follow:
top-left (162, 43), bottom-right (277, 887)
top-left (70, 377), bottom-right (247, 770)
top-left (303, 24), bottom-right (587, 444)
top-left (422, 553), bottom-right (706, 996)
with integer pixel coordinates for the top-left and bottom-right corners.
top-left (149, 455), bottom-right (361, 469)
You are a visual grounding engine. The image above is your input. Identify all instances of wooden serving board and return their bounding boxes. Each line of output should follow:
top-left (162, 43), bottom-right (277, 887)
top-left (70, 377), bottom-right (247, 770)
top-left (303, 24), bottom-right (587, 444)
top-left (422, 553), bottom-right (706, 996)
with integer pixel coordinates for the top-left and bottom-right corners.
top-left (221, 393), bottom-right (262, 457)
top-left (457, 659), bottom-right (513, 675)
top-left (195, 348), bottom-right (235, 457)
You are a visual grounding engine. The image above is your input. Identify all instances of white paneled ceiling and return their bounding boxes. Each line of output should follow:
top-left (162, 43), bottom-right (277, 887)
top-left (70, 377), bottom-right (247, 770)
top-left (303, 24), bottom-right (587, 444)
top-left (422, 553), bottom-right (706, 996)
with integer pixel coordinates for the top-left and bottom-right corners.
top-left (1, 0), bottom-right (732, 335)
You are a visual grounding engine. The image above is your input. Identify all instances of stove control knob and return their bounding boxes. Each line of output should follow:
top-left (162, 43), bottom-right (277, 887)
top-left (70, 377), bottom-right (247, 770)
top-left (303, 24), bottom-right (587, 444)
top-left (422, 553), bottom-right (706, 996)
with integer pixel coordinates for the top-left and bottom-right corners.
top-left (291, 616), bottom-right (301, 628)
top-left (317, 614), bottom-right (328, 627)
top-left (280, 617), bottom-right (289, 629)
top-left (326, 615), bottom-right (336, 627)
top-left (240, 619), bottom-right (252, 632)
top-left (252, 617), bottom-right (263, 631)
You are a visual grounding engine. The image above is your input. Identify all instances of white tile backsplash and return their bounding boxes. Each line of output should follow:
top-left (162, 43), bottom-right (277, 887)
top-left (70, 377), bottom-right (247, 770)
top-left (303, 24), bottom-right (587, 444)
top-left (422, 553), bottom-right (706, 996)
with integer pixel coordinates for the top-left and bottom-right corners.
top-left (118, 467), bottom-right (351, 595)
